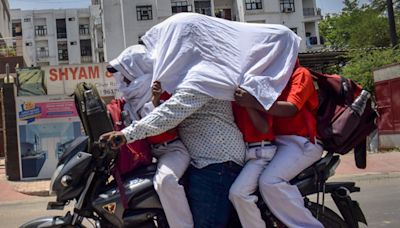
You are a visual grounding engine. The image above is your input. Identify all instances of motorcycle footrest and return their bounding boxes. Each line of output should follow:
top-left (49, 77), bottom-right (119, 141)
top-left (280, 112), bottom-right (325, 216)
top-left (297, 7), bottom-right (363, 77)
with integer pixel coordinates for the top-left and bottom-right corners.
top-left (47, 201), bottom-right (65, 210)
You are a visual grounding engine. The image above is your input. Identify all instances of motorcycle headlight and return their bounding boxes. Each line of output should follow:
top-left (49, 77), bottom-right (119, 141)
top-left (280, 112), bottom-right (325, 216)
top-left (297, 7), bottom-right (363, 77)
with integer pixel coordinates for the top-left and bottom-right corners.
top-left (49, 164), bottom-right (64, 196)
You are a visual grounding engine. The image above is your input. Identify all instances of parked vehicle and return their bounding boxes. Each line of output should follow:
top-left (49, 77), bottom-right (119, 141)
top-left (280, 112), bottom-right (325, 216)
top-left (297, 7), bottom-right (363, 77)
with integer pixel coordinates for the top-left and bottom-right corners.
top-left (20, 135), bottom-right (367, 228)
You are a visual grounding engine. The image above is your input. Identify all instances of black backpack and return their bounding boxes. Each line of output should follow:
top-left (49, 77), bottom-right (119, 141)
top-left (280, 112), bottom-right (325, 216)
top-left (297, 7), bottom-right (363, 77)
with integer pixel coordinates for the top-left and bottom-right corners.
top-left (73, 82), bottom-right (113, 149)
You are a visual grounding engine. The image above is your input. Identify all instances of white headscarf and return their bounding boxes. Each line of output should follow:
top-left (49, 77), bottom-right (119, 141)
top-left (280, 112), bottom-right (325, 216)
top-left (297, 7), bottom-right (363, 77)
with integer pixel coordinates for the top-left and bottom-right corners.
top-left (110, 45), bottom-right (153, 120)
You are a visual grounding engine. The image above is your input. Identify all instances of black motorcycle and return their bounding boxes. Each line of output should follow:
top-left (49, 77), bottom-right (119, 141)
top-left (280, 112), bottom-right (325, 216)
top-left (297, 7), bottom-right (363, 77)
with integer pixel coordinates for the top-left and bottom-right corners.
top-left (21, 136), bottom-right (367, 228)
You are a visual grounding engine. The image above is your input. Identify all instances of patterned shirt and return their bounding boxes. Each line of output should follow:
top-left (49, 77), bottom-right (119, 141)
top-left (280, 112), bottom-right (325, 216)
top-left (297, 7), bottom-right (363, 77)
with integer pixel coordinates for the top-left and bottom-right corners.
top-left (121, 89), bottom-right (246, 168)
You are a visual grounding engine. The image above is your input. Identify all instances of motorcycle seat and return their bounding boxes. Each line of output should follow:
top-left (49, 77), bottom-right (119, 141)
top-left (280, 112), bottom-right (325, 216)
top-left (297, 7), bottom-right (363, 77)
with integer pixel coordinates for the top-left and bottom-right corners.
top-left (293, 153), bottom-right (334, 181)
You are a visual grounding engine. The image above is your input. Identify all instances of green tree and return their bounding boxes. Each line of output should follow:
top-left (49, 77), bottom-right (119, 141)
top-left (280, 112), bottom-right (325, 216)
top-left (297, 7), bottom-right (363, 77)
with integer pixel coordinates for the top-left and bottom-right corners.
top-left (319, 6), bottom-right (391, 48)
top-left (343, 0), bottom-right (359, 12)
top-left (341, 48), bottom-right (400, 91)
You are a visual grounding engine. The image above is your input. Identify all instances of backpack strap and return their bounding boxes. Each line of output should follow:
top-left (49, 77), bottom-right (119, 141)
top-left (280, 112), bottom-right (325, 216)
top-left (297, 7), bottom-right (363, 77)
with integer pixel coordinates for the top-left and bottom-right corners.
top-left (302, 109), bottom-right (316, 144)
top-left (112, 168), bottom-right (129, 209)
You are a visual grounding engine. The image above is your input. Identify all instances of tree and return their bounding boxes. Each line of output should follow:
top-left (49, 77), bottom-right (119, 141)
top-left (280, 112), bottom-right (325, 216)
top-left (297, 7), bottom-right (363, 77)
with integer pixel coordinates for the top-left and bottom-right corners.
top-left (341, 48), bottom-right (400, 91)
top-left (319, 6), bottom-right (391, 48)
top-left (343, 0), bottom-right (359, 12)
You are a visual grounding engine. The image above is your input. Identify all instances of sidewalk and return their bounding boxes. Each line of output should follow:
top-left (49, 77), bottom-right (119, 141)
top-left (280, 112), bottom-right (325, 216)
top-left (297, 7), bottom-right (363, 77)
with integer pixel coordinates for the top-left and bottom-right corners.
top-left (1, 151), bottom-right (400, 201)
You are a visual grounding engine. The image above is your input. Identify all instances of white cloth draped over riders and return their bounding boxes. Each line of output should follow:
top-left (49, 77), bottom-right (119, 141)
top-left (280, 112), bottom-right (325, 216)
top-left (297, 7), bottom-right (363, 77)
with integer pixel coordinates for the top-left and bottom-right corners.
top-left (111, 13), bottom-right (301, 112)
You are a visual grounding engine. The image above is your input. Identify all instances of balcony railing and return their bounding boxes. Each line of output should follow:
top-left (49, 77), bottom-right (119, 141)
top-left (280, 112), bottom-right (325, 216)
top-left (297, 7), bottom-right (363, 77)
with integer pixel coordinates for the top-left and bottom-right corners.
top-left (303, 8), bottom-right (321, 17)
top-left (57, 32), bottom-right (67, 39)
top-left (81, 55), bottom-right (92, 63)
top-left (36, 50), bottom-right (49, 58)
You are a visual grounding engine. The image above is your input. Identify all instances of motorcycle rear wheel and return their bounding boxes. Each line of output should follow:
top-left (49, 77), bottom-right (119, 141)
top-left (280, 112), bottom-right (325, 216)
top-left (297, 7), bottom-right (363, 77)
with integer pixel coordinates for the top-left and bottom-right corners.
top-left (308, 202), bottom-right (347, 228)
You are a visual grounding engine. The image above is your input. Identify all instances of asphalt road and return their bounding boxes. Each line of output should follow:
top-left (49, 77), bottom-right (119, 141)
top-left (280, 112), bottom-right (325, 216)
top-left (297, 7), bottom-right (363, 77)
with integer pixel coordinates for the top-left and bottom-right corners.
top-left (0, 175), bottom-right (399, 228)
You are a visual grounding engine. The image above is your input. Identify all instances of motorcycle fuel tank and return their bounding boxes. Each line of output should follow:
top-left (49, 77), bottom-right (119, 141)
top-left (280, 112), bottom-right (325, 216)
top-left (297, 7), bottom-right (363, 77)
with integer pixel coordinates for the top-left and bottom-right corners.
top-left (92, 165), bottom-right (163, 227)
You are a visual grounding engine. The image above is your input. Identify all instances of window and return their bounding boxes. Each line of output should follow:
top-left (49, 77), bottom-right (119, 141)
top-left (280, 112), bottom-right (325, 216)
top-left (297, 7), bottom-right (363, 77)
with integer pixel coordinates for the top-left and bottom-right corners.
top-left (70, 41), bottom-right (77, 45)
top-left (194, 1), bottom-right (211, 16)
top-left (80, 40), bottom-right (92, 63)
top-left (290, 27), bottom-right (297, 34)
top-left (25, 42), bottom-right (32, 46)
top-left (68, 17), bottom-right (75, 21)
top-left (171, 1), bottom-right (192, 13)
top-left (36, 47), bottom-right (49, 58)
top-left (80, 40), bottom-right (92, 56)
top-left (58, 42), bottom-right (68, 61)
top-left (245, 0), bottom-right (262, 10)
top-left (35, 25), bottom-right (47, 36)
top-left (136, 5), bottom-right (153, 21)
top-left (23, 18), bottom-right (31, 22)
top-left (56, 19), bottom-right (67, 39)
top-left (280, 0), bottom-right (295, 13)
top-left (79, 24), bottom-right (90, 35)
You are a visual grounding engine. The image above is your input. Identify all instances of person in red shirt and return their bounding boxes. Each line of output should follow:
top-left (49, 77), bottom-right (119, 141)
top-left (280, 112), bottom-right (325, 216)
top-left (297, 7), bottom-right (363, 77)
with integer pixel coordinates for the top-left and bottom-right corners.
top-left (234, 60), bottom-right (323, 228)
top-left (229, 102), bottom-right (277, 228)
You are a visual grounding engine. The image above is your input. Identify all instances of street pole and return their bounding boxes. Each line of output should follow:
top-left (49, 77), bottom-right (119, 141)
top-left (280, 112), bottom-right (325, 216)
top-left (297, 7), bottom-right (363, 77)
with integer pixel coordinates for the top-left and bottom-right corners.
top-left (387, 0), bottom-right (398, 46)
top-left (5, 63), bottom-right (9, 83)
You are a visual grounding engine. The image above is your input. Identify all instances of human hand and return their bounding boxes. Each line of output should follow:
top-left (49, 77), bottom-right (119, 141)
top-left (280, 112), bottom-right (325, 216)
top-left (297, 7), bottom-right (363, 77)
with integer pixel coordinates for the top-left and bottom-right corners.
top-left (152, 81), bottom-right (162, 98)
top-left (234, 87), bottom-right (258, 108)
top-left (99, 131), bottom-right (127, 150)
top-left (152, 81), bottom-right (162, 106)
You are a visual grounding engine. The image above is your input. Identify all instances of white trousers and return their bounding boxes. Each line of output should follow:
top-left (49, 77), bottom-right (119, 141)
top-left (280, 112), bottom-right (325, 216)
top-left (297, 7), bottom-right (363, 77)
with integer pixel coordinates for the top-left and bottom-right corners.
top-left (152, 140), bottom-right (193, 228)
top-left (229, 145), bottom-right (277, 228)
top-left (259, 135), bottom-right (324, 228)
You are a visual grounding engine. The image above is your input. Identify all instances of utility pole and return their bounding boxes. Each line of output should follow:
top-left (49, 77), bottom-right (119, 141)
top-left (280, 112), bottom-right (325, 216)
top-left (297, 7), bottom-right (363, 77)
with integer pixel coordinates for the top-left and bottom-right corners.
top-left (387, 0), bottom-right (398, 46)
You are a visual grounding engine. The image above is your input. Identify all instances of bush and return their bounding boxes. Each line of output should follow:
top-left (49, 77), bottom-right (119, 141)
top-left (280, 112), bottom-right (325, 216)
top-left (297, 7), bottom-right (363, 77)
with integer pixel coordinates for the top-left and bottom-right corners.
top-left (340, 48), bottom-right (400, 92)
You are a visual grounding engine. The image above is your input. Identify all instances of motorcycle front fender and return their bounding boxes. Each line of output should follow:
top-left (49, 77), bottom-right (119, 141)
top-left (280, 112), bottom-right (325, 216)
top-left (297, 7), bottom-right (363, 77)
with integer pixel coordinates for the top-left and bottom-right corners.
top-left (19, 216), bottom-right (81, 228)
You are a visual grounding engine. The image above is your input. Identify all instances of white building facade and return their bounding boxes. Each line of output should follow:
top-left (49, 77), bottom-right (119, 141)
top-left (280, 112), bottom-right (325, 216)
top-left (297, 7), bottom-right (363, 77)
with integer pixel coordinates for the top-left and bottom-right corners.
top-left (101, 0), bottom-right (322, 61)
top-left (0, 0), bottom-right (12, 53)
top-left (0, 0), bottom-right (11, 39)
top-left (11, 7), bottom-right (104, 67)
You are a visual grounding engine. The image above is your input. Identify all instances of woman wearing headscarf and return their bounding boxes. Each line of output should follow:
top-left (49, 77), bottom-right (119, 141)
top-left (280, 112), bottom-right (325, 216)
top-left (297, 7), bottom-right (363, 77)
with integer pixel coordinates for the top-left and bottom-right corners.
top-left (108, 45), bottom-right (193, 228)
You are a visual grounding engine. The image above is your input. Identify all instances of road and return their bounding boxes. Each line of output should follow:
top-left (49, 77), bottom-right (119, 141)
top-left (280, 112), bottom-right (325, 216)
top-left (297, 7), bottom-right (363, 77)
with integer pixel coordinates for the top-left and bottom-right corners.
top-left (0, 175), bottom-right (399, 228)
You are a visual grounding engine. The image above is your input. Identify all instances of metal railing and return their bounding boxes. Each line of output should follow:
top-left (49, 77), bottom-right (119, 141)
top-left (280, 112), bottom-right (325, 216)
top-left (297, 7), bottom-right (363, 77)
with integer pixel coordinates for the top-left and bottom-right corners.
top-left (36, 50), bottom-right (49, 58)
top-left (81, 55), bottom-right (92, 63)
top-left (303, 8), bottom-right (321, 17)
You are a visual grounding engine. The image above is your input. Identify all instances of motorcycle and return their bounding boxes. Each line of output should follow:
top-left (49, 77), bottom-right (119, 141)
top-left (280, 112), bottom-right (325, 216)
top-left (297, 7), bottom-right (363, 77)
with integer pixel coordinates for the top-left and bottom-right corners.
top-left (21, 135), bottom-right (367, 228)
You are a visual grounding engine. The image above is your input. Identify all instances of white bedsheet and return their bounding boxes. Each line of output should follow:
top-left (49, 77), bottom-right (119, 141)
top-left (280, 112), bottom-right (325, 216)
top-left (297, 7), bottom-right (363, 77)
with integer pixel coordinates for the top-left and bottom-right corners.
top-left (142, 13), bottom-right (301, 110)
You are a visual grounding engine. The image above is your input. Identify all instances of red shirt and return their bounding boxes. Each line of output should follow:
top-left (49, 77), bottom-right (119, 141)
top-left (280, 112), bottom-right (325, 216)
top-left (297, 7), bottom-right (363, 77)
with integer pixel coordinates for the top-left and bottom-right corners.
top-left (232, 102), bottom-right (275, 143)
top-left (146, 92), bottom-right (178, 144)
top-left (273, 65), bottom-right (318, 137)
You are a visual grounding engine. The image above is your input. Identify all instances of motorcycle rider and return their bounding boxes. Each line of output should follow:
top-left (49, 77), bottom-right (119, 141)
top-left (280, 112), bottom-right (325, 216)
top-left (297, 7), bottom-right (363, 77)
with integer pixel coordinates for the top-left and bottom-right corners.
top-left (102, 46), bottom-right (246, 227)
top-left (234, 59), bottom-right (324, 228)
top-left (229, 100), bottom-right (277, 228)
top-left (108, 45), bottom-right (193, 228)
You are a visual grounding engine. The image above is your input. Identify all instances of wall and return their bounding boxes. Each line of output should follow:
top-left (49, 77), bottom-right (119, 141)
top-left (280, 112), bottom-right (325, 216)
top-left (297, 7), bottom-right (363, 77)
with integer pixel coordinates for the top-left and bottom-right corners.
top-left (373, 63), bottom-right (400, 149)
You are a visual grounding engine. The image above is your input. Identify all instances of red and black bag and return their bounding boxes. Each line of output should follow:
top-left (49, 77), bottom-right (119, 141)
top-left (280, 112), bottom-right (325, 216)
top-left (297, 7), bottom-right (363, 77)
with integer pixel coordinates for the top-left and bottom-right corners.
top-left (106, 98), bottom-right (152, 209)
top-left (106, 98), bottom-right (152, 176)
top-left (307, 70), bottom-right (378, 168)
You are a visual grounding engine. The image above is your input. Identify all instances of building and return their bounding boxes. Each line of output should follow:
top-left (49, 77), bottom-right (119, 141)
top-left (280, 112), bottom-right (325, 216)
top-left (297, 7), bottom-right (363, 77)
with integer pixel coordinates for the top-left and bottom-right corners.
top-left (0, 0), bottom-right (11, 39)
top-left (11, 7), bottom-right (104, 67)
top-left (0, 0), bottom-right (12, 56)
top-left (101, 0), bottom-right (322, 61)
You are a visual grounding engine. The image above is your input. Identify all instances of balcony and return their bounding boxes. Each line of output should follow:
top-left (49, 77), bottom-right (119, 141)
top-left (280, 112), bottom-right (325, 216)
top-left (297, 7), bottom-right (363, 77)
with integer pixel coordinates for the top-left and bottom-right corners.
top-left (303, 8), bottom-right (322, 18)
top-left (79, 25), bottom-right (90, 36)
top-left (81, 55), bottom-right (92, 63)
top-left (36, 49), bottom-right (49, 59)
